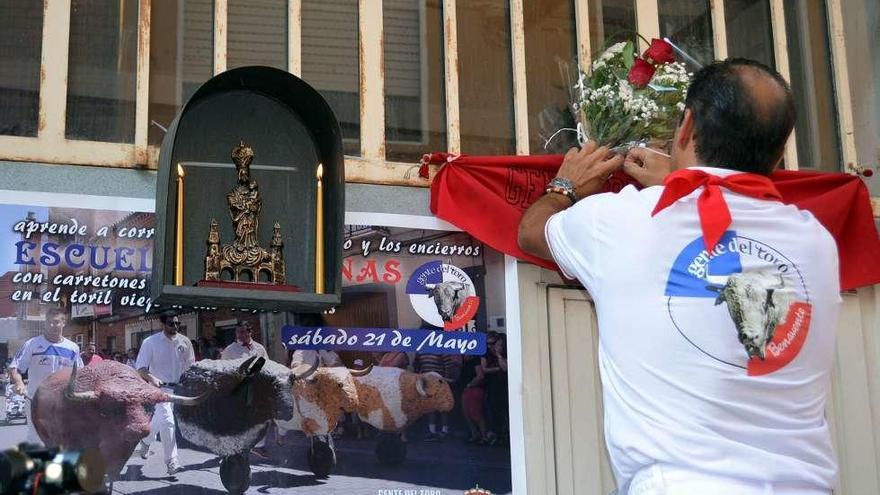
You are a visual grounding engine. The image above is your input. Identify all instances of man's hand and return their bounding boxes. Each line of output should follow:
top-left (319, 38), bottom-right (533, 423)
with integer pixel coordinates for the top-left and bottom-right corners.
top-left (557, 141), bottom-right (626, 199)
top-left (623, 146), bottom-right (673, 187)
top-left (12, 381), bottom-right (26, 396)
top-left (518, 141), bottom-right (623, 261)
top-left (139, 369), bottom-right (163, 388)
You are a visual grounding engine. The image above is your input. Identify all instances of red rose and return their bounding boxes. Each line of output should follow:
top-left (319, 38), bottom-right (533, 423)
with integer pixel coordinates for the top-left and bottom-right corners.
top-left (643, 38), bottom-right (676, 65)
top-left (627, 58), bottom-right (656, 88)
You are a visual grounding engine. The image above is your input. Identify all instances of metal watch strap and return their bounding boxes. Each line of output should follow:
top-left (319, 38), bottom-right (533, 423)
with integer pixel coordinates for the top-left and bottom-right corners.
top-left (545, 177), bottom-right (578, 204)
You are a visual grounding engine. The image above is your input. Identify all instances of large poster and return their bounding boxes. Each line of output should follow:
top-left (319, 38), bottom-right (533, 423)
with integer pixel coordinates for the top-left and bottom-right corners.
top-left (0, 193), bottom-right (522, 495)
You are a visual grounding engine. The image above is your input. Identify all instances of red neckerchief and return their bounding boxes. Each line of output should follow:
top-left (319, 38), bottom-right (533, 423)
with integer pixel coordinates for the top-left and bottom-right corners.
top-left (652, 168), bottom-right (783, 251)
top-left (241, 341), bottom-right (252, 351)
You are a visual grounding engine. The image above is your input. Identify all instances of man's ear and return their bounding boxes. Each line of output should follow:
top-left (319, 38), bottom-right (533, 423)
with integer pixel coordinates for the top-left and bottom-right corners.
top-left (677, 109), bottom-right (695, 149)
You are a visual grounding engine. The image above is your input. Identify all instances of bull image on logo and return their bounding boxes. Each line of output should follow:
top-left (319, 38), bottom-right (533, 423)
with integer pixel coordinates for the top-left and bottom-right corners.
top-left (707, 272), bottom-right (795, 360)
top-left (31, 360), bottom-right (209, 485)
top-left (426, 281), bottom-right (468, 322)
top-left (408, 261), bottom-right (481, 330)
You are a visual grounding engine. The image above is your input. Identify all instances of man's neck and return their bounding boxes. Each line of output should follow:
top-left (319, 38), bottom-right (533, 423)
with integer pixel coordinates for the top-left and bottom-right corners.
top-left (163, 330), bottom-right (177, 339)
top-left (44, 333), bottom-right (62, 343)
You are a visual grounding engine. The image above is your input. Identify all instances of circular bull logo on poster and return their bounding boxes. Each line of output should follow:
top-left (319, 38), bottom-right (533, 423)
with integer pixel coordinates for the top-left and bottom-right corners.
top-left (665, 231), bottom-right (813, 376)
top-left (407, 261), bottom-right (480, 330)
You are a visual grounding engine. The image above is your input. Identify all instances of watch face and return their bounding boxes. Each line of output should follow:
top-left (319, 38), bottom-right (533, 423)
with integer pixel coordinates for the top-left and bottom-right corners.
top-left (551, 177), bottom-right (574, 188)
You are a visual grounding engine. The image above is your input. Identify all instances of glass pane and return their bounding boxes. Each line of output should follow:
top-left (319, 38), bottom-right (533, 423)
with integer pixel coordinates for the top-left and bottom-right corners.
top-left (658, 0), bottom-right (714, 67)
top-left (228, 0), bottom-right (287, 70)
top-left (384, 0), bottom-right (447, 162)
top-left (0, 0), bottom-right (43, 137)
top-left (589, 0), bottom-right (637, 50)
top-left (457, 0), bottom-right (515, 155)
top-left (66, 0), bottom-right (138, 143)
top-left (302, 0), bottom-right (360, 156)
top-left (724, 0), bottom-right (774, 67)
top-left (784, 0), bottom-right (841, 171)
top-left (148, 0), bottom-right (214, 145)
top-left (523, 0), bottom-right (577, 154)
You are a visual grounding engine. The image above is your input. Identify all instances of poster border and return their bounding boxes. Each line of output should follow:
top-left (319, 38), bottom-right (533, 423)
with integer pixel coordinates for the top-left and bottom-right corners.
top-left (0, 194), bottom-right (526, 494)
top-left (346, 211), bottom-right (526, 495)
top-left (0, 189), bottom-right (155, 213)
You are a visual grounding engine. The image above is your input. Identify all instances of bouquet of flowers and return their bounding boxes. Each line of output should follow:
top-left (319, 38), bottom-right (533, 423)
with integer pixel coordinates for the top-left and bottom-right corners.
top-left (569, 37), bottom-right (692, 152)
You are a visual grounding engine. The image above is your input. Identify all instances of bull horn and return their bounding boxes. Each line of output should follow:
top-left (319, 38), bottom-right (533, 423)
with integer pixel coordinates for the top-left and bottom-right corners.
top-left (291, 354), bottom-right (319, 382)
top-left (65, 362), bottom-right (98, 402)
top-left (237, 356), bottom-right (258, 374)
top-left (243, 356), bottom-right (266, 376)
top-left (348, 364), bottom-right (373, 377)
top-left (166, 388), bottom-right (212, 406)
top-left (416, 376), bottom-right (428, 397)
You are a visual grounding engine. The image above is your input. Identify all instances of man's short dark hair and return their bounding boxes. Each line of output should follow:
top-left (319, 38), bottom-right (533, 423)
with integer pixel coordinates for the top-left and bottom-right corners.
top-left (684, 58), bottom-right (796, 175)
top-left (159, 312), bottom-right (178, 325)
top-left (46, 306), bottom-right (67, 320)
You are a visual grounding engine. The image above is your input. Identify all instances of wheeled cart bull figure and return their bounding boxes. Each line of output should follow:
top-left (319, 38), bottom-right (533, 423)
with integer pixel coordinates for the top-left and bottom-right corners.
top-left (352, 366), bottom-right (454, 466)
top-left (173, 355), bottom-right (318, 493)
top-left (31, 360), bottom-right (208, 487)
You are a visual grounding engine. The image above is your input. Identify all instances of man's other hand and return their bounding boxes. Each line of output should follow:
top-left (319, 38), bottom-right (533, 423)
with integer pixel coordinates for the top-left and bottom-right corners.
top-left (557, 141), bottom-right (626, 199)
top-left (13, 381), bottom-right (26, 396)
top-left (623, 146), bottom-right (673, 187)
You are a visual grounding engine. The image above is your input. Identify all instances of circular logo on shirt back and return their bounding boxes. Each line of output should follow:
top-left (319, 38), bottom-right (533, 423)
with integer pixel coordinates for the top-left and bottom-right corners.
top-left (665, 231), bottom-right (813, 376)
top-left (406, 261), bottom-right (480, 330)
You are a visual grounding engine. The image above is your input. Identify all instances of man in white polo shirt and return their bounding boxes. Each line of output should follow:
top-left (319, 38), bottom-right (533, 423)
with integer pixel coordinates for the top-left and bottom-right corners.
top-left (9, 306), bottom-right (83, 445)
top-left (220, 322), bottom-right (267, 360)
top-left (135, 312), bottom-right (195, 475)
top-left (518, 59), bottom-right (838, 494)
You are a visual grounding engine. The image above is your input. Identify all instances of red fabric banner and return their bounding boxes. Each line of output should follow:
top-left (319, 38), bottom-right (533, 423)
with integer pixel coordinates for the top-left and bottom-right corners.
top-left (427, 153), bottom-right (880, 291)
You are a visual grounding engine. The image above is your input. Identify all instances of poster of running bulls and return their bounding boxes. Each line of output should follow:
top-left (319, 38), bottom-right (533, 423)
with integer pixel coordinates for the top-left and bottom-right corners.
top-left (0, 190), bottom-right (516, 495)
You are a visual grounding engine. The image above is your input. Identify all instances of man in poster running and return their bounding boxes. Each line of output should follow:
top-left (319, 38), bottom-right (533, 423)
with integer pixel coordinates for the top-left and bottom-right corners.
top-left (135, 312), bottom-right (195, 475)
top-left (9, 306), bottom-right (83, 445)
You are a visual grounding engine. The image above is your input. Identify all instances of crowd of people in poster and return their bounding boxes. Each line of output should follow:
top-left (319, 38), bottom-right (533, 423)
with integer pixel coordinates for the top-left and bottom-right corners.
top-left (0, 199), bottom-right (513, 494)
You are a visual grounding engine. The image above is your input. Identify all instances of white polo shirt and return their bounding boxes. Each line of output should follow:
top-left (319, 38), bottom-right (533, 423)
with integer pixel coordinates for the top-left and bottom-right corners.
top-left (135, 331), bottom-right (195, 385)
top-left (221, 340), bottom-right (268, 360)
top-left (10, 335), bottom-right (83, 396)
top-left (545, 167), bottom-right (840, 492)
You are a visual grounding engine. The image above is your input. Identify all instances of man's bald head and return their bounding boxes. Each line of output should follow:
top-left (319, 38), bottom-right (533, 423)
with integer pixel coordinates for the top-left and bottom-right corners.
top-left (684, 58), bottom-right (796, 175)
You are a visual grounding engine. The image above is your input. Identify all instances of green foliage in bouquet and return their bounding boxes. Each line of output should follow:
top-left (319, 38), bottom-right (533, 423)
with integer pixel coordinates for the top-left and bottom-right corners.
top-left (571, 40), bottom-right (691, 150)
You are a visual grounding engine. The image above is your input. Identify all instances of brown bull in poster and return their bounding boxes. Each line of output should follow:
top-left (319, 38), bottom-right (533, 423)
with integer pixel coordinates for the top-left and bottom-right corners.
top-left (353, 367), bottom-right (453, 431)
top-left (31, 360), bottom-right (208, 478)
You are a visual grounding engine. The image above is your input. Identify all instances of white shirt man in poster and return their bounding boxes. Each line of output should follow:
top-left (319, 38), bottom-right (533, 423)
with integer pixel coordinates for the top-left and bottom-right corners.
top-left (220, 322), bottom-right (267, 360)
top-left (135, 313), bottom-right (195, 475)
top-left (221, 321), bottom-right (271, 459)
top-left (519, 59), bottom-right (838, 494)
top-left (9, 306), bottom-right (83, 445)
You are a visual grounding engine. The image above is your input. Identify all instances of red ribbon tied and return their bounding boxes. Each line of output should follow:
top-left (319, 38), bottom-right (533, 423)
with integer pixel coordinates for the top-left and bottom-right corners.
top-left (652, 169), bottom-right (783, 252)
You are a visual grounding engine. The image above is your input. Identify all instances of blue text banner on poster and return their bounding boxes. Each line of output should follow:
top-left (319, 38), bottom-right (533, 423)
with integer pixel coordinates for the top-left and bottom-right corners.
top-left (281, 326), bottom-right (486, 355)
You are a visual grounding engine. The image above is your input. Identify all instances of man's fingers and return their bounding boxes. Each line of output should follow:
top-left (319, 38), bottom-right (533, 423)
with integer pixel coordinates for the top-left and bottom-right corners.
top-left (599, 154), bottom-right (625, 174)
top-left (579, 140), bottom-right (598, 157)
top-left (587, 145), bottom-right (612, 165)
top-left (564, 147), bottom-right (579, 160)
top-left (626, 147), bottom-right (648, 163)
top-left (623, 160), bottom-right (648, 181)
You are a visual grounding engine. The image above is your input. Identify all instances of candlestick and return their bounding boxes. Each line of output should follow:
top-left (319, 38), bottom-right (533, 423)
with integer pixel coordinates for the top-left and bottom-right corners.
top-left (315, 163), bottom-right (324, 294)
top-left (175, 164), bottom-right (185, 285)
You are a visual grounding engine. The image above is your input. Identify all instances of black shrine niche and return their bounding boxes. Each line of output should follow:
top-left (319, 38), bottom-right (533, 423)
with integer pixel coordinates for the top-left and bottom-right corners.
top-left (152, 66), bottom-right (344, 311)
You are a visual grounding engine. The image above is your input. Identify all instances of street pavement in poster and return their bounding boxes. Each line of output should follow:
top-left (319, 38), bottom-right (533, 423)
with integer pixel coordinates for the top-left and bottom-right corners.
top-left (0, 417), bottom-right (512, 494)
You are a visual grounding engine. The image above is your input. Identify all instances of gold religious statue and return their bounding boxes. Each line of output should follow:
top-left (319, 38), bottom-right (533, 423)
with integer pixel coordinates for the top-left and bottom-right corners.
top-left (204, 141), bottom-right (286, 284)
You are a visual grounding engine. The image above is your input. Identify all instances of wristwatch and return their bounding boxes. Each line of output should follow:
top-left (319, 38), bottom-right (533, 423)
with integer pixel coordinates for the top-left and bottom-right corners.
top-left (545, 177), bottom-right (578, 205)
